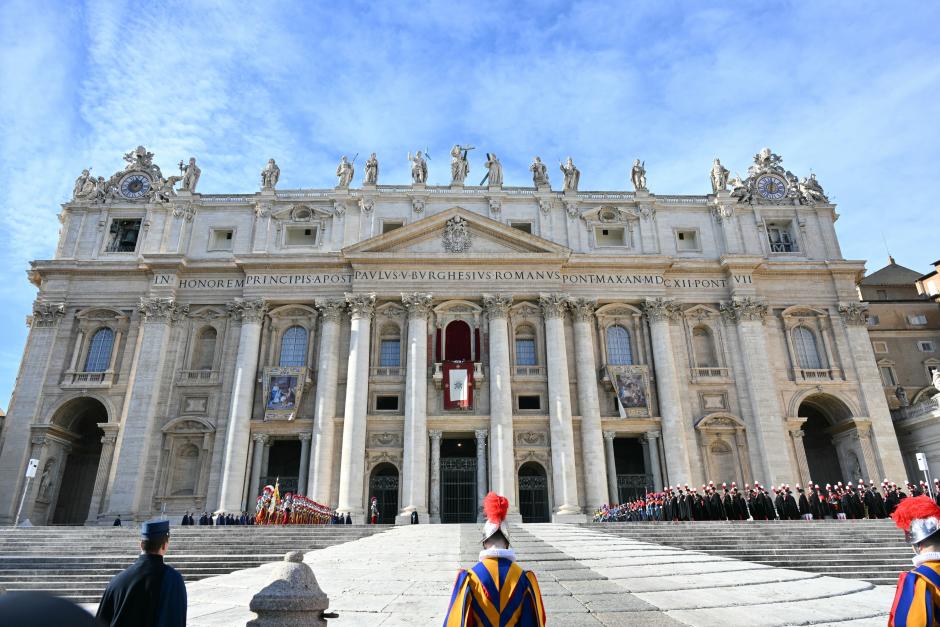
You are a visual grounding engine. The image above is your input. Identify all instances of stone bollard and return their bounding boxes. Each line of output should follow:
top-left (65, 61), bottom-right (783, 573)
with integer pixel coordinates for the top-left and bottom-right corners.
top-left (247, 551), bottom-right (331, 626)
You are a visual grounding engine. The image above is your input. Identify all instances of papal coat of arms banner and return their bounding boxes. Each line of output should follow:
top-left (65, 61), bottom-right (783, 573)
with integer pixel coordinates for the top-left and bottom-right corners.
top-left (262, 366), bottom-right (308, 420)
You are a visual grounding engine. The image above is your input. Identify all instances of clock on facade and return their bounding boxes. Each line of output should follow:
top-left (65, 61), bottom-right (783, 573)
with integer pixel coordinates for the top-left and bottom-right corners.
top-left (756, 175), bottom-right (787, 200)
top-left (119, 173), bottom-right (152, 199)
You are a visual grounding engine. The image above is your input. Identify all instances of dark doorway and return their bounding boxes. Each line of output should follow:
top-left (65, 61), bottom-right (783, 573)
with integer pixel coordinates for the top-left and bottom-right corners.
top-left (518, 462), bottom-right (550, 522)
top-left (368, 463), bottom-right (399, 524)
top-left (614, 438), bottom-right (652, 503)
top-left (801, 403), bottom-right (844, 485)
top-left (263, 440), bottom-right (301, 495)
top-left (51, 399), bottom-right (107, 525)
top-left (440, 437), bottom-right (477, 523)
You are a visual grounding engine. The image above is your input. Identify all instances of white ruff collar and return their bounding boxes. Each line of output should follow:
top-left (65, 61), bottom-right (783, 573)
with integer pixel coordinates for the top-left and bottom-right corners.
top-left (913, 551), bottom-right (940, 566)
top-left (479, 548), bottom-right (515, 562)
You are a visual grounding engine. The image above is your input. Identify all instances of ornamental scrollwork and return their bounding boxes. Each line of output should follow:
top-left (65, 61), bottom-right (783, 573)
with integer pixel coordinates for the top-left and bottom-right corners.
top-left (719, 296), bottom-right (768, 323)
top-left (345, 293), bottom-right (376, 319)
top-left (642, 297), bottom-right (680, 322)
top-left (838, 302), bottom-right (869, 326)
top-left (538, 293), bottom-right (569, 319)
top-left (227, 298), bottom-right (267, 323)
top-left (401, 293), bottom-right (433, 319)
top-left (139, 297), bottom-right (188, 323)
top-left (316, 299), bottom-right (346, 323)
top-left (30, 301), bottom-right (66, 328)
top-left (482, 294), bottom-right (513, 319)
top-left (567, 297), bottom-right (596, 322)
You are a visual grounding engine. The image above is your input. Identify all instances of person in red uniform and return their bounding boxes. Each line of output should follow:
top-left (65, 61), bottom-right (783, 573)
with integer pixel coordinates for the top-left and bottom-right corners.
top-left (889, 495), bottom-right (940, 626)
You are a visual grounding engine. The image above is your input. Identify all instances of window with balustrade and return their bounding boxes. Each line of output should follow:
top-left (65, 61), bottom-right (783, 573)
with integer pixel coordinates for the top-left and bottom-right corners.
top-left (191, 326), bottom-right (217, 371)
top-left (605, 325), bottom-right (633, 365)
top-left (278, 325), bottom-right (308, 367)
top-left (380, 339), bottom-right (401, 367)
top-left (84, 327), bottom-right (114, 372)
top-left (691, 326), bottom-right (718, 368)
top-left (514, 324), bottom-right (537, 366)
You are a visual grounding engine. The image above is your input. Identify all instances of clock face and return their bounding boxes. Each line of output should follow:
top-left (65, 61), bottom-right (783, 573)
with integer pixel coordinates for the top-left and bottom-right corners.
top-left (756, 175), bottom-right (787, 200)
top-left (120, 173), bottom-right (152, 199)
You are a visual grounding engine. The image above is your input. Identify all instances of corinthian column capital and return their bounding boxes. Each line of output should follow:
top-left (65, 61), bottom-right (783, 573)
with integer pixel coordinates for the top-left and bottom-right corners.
top-left (227, 298), bottom-right (267, 323)
top-left (345, 293), bottom-right (376, 319)
top-left (30, 301), bottom-right (66, 328)
top-left (139, 297), bottom-right (188, 323)
top-left (401, 293), bottom-right (433, 319)
top-left (539, 293), bottom-right (570, 320)
top-left (719, 296), bottom-right (767, 323)
top-left (642, 297), bottom-right (680, 323)
top-left (838, 302), bottom-right (870, 326)
top-left (316, 299), bottom-right (346, 323)
top-left (482, 294), bottom-right (513, 319)
top-left (567, 297), bottom-right (597, 322)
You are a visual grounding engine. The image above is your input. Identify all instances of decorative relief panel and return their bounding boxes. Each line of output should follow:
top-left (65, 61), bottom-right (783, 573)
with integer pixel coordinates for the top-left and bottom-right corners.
top-left (515, 431), bottom-right (548, 447)
top-left (370, 432), bottom-right (402, 448)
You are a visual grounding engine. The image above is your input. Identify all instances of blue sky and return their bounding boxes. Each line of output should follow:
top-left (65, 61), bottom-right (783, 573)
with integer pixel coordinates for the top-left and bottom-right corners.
top-left (0, 1), bottom-right (938, 405)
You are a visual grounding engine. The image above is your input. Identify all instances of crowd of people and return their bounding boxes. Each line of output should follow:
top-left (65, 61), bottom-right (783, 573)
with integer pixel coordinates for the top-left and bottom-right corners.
top-left (593, 478), bottom-right (939, 523)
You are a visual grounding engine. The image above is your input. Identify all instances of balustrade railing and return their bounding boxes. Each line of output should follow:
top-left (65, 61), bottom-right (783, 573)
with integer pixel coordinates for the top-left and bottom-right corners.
top-left (177, 370), bottom-right (220, 385)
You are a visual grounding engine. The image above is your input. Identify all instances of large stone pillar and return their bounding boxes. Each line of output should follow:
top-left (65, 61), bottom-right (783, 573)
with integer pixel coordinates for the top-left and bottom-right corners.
top-left (539, 293), bottom-right (582, 518)
top-left (720, 297), bottom-right (791, 485)
top-left (789, 426), bottom-right (811, 488)
top-left (645, 430), bottom-right (664, 491)
top-left (839, 303), bottom-right (906, 482)
top-left (429, 430), bottom-right (442, 523)
top-left (85, 425), bottom-right (119, 524)
top-left (0, 301), bottom-right (65, 523)
top-left (567, 297), bottom-right (609, 511)
top-left (475, 429), bottom-right (488, 521)
top-left (248, 433), bottom-right (269, 504)
top-left (397, 293), bottom-right (432, 524)
top-left (217, 298), bottom-right (267, 514)
top-left (109, 297), bottom-right (186, 518)
top-left (482, 294), bottom-right (517, 511)
top-left (297, 433), bottom-right (312, 496)
top-left (309, 299), bottom-right (345, 505)
top-left (336, 293), bottom-right (375, 521)
top-left (603, 431), bottom-right (619, 504)
top-left (642, 298), bottom-right (694, 486)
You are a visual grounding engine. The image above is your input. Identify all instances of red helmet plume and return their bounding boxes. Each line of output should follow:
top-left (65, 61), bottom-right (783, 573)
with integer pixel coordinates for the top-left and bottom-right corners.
top-left (483, 492), bottom-right (509, 524)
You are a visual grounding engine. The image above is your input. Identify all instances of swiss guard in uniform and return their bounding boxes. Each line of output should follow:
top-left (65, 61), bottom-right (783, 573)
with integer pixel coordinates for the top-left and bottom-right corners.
top-left (889, 495), bottom-right (940, 626)
top-left (443, 492), bottom-right (546, 626)
top-left (96, 519), bottom-right (186, 627)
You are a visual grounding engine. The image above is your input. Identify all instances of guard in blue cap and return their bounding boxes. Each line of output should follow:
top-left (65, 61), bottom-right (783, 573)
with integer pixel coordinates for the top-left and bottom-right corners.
top-left (96, 519), bottom-right (186, 627)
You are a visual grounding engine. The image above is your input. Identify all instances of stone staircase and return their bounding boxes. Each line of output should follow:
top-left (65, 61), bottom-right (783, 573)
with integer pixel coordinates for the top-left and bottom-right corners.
top-left (0, 525), bottom-right (388, 603)
top-left (586, 519), bottom-right (910, 586)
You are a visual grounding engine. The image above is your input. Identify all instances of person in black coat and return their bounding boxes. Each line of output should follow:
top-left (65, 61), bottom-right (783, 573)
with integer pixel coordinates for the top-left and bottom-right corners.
top-left (772, 487), bottom-right (786, 520)
top-left (199, 512), bottom-right (208, 525)
top-left (345, 512), bottom-right (352, 524)
top-left (113, 516), bottom-right (122, 527)
top-left (96, 519), bottom-right (186, 627)
top-left (796, 486), bottom-right (811, 520)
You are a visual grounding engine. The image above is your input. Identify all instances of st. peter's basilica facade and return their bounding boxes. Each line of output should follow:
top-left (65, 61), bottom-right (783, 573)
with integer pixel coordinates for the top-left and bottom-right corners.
top-left (0, 146), bottom-right (903, 524)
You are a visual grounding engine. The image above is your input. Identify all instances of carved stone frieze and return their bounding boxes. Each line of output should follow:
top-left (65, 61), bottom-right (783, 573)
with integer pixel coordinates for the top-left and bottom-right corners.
top-left (642, 297), bottom-right (680, 323)
top-left (172, 204), bottom-right (196, 222)
top-left (635, 204), bottom-right (656, 220)
top-left (710, 205), bottom-right (734, 223)
top-left (255, 202), bottom-right (271, 218)
top-left (30, 301), bottom-right (65, 328)
top-left (564, 199), bottom-right (579, 218)
top-left (411, 197), bottom-right (425, 214)
top-left (227, 298), bottom-right (267, 324)
top-left (345, 293), bottom-right (376, 319)
top-left (139, 297), bottom-right (188, 323)
top-left (515, 431), bottom-right (547, 446)
top-left (401, 293), bottom-right (433, 319)
top-left (366, 449), bottom-right (402, 472)
top-left (332, 200), bottom-right (347, 216)
top-left (538, 198), bottom-right (553, 214)
top-left (487, 198), bottom-right (501, 215)
top-left (719, 296), bottom-right (768, 323)
top-left (358, 198), bottom-right (374, 213)
top-left (316, 299), bottom-right (346, 324)
top-left (567, 297), bottom-right (597, 322)
top-left (838, 302), bottom-right (869, 326)
top-left (538, 293), bottom-right (569, 319)
top-left (482, 294), bottom-right (513, 319)
top-left (370, 432), bottom-right (401, 448)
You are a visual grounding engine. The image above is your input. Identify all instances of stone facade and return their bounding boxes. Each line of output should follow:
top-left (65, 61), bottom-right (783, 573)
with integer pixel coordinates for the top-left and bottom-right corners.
top-left (0, 146), bottom-right (907, 524)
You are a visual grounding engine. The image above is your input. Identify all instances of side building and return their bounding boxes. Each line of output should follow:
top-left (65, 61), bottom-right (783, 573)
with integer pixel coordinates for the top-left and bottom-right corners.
top-left (0, 146), bottom-right (906, 524)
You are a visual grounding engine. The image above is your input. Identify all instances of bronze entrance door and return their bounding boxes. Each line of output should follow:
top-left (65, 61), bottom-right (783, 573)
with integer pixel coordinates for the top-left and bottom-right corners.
top-left (518, 462), bottom-right (550, 523)
top-left (368, 463), bottom-right (399, 523)
top-left (440, 457), bottom-right (477, 523)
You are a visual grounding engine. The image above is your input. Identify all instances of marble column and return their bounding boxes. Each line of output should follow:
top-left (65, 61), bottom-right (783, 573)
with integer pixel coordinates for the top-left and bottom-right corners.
top-left (429, 430), bottom-right (442, 523)
top-left (0, 302), bottom-right (65, 523)
top-left (603, 431), bottom-right (619, 503)
top-left (789, 428), bottom-right (811, 488)
top-left (855, 424), bottom-right (882, 483)
top-left (567, 298), bottom-right (609, 512)
top-left (642, 298), bottom-right (693, 486)
top-left (217, 298), bottom-right (267, 513)
top-left (720, 297), bottom-right (790, 485)
top-left (645, 430), bottom-right (664, 490)
top-left (397, 293), bottom-right (432, 523)
top-left (309, 300), bottom-right (344, 505)
top-left (109, 297), bottom-right (186, 518)
top-left (297, 433), bottom-right (312, 496)
top-left (839, 303), bottom-right (906, 482)
top-left (337, 293), bottom-right (375, 521)
top-left (475, 429), bottom-right (488, 521)
top-left (482, 294), bottom-right (517, 511)
top-left (540, 293), bottom-right (582, 518)
top-left (247, 433), bottom-right (269, 504)
top-left (85, 426), bottom-right (119, 523)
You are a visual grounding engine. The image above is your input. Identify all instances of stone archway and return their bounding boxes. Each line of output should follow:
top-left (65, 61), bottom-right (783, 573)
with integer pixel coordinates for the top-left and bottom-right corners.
top-left (49, 397), bottom-right (109, 525)
top-left (368, 463), bottom-right (399, 524)
top-left (798, 393), bottom-right (854, 486)
top-left (518, 462), bottom-right (550, 523)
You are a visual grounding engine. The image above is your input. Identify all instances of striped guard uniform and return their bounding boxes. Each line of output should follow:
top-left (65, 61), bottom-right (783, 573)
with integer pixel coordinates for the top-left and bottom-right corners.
top-left (890, 558), bottom-right (940, 626)
top-left (443, 549), bottom-right (546, 626)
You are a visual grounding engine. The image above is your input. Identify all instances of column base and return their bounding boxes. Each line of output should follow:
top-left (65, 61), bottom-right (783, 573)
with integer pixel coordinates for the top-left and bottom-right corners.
top-left (505, 512), bottom-right (523, 524)
top-left (395, 512), bottom-right (430, 525)
top-left (551, 512), bottom-right (588, 523)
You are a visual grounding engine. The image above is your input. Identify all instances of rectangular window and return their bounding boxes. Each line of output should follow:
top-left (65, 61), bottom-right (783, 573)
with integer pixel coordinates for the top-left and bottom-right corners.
top-left (872, 341), bottom-right (888, 354)
top-left (919, 341), bottom-right (936, 353)
top-left (382, 221), bottom-right (403, 234)
top-left (209, 228), bottom-right (234, 251)
top-left (379, 339), bottom-right (400, 367)
top-left (375, 395), bottom-right (399, 411)
top-left (510, 222), bottom-right (532, 233)
top-left (595, 226), bottom-right (625, 247)
top-left (517, 395), bottom-right (541, 410)
top-left (675, 229), bottom-right (699, 252)
top-left (767, 223), bottom-right (797, 253)
top-left (285, 226), bottom-right (318, 246)
top-left (105, 219), bottom-right (141, 253)
top-left (515, 339), bottom-right (536, 366)
top-left (909, 314), bottom-right (928, 326)
top-left (880, 366), bottom-right (897, 386)
top-left (867, 315), bottom-right (880, 326)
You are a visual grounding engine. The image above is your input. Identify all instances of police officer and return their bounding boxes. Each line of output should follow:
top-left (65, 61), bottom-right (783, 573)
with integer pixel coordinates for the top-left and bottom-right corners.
top-left (96, 519), bottom-right (186, 627)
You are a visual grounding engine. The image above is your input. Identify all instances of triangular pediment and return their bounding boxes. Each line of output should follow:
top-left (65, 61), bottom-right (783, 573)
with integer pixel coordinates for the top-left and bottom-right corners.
top-left (343, 207), bottom-right (570, 259)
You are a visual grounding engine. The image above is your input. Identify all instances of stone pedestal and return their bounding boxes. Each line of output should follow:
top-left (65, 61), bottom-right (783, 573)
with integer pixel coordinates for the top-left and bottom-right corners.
top-left (247, 551), bottom-right (330, 627)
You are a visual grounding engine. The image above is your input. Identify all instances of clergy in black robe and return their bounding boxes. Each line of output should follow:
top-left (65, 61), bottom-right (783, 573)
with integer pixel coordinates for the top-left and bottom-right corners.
top-left (709, 490), bottom-right (724, 520)
top-left (797, 487), bottom-right (811, 519)
top-left (773, 490), bottom-right (786, 520)
top-left (96, 519), bottom-right (186, 627)
top-left (783, 489), bottom-right (800, 520)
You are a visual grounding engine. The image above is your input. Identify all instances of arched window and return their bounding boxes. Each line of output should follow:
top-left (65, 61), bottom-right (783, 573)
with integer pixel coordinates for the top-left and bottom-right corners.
top-left (606, 325), bottom-right (633, 365)
top-left (692, 326), bottom-right (718, 368)
top-left (379, 324), bottom-right (401, 368)
top-left (191, 326), bottom-right (217, 370)
top-left (514, 324), bottom-right (537, 366)
top-left (793, 325), bottom-right (823, 369)
top-left (279, 326), bottom-right (308, 367)
top-left (84, 327), bottom-right (114, 372)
